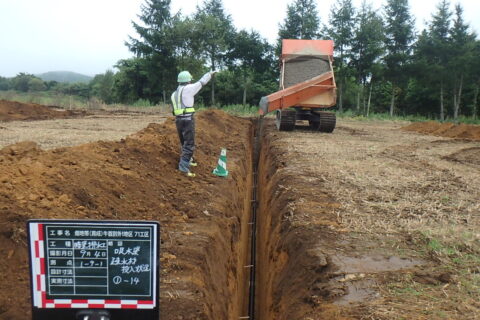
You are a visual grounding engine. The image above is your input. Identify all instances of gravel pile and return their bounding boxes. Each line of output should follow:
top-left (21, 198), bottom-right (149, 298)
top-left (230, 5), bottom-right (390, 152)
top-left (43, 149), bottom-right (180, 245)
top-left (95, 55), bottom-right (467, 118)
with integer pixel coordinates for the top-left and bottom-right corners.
top-left (283, 57), bottom-right (330, 88)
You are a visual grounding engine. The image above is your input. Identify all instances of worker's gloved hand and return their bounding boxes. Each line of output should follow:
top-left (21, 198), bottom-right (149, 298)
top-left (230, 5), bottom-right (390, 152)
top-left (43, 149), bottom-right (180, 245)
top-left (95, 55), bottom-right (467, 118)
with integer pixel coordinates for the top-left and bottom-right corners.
top-left (210, 70), bottom-right (218, 76)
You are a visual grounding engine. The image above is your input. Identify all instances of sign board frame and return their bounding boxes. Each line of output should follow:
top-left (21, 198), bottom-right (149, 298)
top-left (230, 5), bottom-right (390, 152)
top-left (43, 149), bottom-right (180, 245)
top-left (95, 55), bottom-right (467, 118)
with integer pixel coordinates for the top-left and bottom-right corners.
top-left (27, 220), bottom-right (160, 320)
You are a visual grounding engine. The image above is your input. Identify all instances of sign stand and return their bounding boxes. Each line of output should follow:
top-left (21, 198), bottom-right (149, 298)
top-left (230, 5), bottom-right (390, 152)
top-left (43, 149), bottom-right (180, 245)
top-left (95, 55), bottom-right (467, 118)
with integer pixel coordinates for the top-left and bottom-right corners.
top-left (27, 220), bottom-right (160, 320)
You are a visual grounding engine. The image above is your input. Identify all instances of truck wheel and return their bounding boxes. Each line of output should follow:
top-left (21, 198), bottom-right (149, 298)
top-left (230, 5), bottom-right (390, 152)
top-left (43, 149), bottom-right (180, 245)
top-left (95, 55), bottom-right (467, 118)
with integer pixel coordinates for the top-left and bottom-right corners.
top-left (276, 110), bottom-right (296, 131)
top-left (309, 120), bottom-right (320, 130)
top-left (318, 112), bottom-right (336, 133)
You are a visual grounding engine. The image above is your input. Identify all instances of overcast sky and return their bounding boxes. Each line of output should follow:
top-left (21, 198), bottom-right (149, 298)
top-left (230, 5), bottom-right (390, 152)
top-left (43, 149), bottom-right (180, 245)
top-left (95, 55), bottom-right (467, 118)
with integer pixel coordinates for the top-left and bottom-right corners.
top-left (0, 0), bottom-right (478, 78)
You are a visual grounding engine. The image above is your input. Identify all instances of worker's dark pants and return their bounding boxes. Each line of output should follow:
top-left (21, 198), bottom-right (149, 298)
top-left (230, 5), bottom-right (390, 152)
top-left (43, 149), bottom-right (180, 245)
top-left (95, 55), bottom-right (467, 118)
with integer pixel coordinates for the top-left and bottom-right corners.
top-left (175, 115), bottom-right (195, 172)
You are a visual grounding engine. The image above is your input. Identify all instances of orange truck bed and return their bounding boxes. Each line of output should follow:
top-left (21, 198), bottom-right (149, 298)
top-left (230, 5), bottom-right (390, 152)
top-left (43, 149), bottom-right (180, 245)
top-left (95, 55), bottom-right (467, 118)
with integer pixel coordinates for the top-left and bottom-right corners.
top-left (259, 39), bottom-right (336, 115)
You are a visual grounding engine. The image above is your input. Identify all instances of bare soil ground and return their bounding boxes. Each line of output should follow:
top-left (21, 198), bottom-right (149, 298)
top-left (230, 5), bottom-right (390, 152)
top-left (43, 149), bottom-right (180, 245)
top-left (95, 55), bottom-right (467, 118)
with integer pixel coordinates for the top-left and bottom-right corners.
top-left (0, 114), bottom-right (169, 150)
top-left (0, 100), bottom-right (85, 122)
top-left (257, 119), bottom-right (480, 319)
top-left (0, 102), bottom-right (479, 320)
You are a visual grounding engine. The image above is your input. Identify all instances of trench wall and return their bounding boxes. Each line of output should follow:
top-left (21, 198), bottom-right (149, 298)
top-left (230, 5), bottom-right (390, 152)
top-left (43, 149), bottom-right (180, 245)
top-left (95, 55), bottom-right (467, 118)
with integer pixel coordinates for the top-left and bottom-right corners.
top-left (255, 121), bottom-right (343, 319)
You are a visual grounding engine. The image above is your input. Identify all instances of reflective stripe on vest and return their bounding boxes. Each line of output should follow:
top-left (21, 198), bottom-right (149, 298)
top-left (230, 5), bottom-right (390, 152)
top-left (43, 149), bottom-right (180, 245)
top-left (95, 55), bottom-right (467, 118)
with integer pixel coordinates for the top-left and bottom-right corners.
top-left (171, 86), bottom-right (195, 116)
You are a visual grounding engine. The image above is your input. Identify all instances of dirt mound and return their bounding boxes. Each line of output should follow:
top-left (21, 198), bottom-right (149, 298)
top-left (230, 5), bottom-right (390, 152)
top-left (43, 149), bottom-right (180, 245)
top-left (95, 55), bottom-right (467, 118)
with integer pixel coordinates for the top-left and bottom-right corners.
top-left (0, 110), bottom-right (253, 319)
top-left (0, 100), bottom-right (84, 122)
top-left (402, 121), bottom-right (480, 140)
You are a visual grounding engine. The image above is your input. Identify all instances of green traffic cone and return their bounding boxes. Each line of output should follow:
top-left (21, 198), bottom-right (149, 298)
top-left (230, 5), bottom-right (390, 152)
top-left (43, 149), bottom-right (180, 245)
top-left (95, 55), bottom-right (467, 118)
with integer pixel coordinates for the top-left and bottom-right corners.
top-left (212, 148), bottom-right (229, 177)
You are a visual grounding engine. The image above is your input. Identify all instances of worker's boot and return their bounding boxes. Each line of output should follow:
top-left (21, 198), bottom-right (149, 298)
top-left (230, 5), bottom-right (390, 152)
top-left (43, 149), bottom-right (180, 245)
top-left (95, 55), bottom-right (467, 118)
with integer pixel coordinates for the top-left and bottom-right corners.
top-left (179, 168), bottom-right (195, 177)
top-left (179, 158), bottom-right (195, 177)
top-left (189, 158), bottom-right (198, 167)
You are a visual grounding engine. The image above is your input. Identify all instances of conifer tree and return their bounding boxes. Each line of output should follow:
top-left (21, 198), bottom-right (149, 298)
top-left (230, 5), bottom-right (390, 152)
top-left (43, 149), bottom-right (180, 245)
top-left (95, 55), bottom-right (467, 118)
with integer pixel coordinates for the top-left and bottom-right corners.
top-left (193, 0), bottom-right (235, 105)
top-left (473, 41), bottom-right (480, 119)
top-left (449, 3), bottom-right (476, 120)
top-left (325, 0), bottom-right (355, 112)
top-left (278, 0), bottom-right (321, 40)
top-left (127, 0), bottom-right (176, 103)
top-left (429, 0), bottom-right (451, 120)
top-left (383, 0), bottom-right (415, 116)
top-left (350, 0), bottom-right (384, 113)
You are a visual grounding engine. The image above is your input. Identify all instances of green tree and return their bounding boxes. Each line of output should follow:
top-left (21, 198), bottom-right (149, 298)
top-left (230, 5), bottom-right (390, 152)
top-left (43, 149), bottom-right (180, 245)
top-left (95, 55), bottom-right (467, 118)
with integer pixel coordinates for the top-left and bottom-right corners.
top-left (225, 30), bottom-right (276, 105)
top-left (472, 41), bottom-right (480, 119)
top-left (127, 0), bottom-right (177, 103)
top-left (12, 73), bottom-right (37, 92)
top-left (325, 0), bottom-right (355, 112)
top-left (193, 0), bottom-right (235, 105)
top-left (61, 83), bottom-right (90, 99)
top-left (28, 78), bottom-right (46, 92)
top-left (45, 81), bottom-right (59, 91)
top-left (350, 0), bottom-right (384, 114)
top-left (449, 3), bottom-right (476, 120)
top-left (411, 29), bottom-right (438, 116)
top-left (113, 58), bottom-right (150, 104)
top-left (170, 16), bottom-right (204, 75)
top-left (0, 77), bottom-right (10, 91)
top-left (91, 70), bottom-right (115, 104)
top-left (428, 0), bottom-right (452, 120)
top-left (278, 0), bottom-right (320, 40)
top-left (383, 0), bottom-right (415, 116)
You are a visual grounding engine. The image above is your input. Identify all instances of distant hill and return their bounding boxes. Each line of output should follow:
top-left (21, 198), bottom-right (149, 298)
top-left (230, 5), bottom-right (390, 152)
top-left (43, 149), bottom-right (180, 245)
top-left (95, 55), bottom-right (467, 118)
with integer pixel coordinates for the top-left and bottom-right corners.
top-left (36, 71), bottom-right (93, 83)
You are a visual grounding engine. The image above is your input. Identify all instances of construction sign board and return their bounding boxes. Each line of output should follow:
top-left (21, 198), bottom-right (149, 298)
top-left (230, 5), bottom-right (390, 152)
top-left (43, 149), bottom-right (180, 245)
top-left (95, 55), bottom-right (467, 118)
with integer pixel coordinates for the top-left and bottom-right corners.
top-left (27, 220), bottom-right (159, 320)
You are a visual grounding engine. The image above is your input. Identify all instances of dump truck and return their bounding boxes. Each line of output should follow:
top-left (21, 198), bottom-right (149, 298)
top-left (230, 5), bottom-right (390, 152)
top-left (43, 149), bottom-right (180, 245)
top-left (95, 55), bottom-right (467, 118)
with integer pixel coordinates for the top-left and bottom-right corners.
top-left (259, 39), bottom-right (337, 132)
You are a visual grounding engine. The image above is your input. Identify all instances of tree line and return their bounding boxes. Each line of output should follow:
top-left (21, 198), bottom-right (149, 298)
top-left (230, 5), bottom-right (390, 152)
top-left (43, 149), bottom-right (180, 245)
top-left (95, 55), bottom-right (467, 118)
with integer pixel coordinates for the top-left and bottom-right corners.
top-left (295, 0), bottom-right (479, 120)
top-left (1, 0), bottom-right (478, 120)
top-left (0, 72), bottom-right (110, 101)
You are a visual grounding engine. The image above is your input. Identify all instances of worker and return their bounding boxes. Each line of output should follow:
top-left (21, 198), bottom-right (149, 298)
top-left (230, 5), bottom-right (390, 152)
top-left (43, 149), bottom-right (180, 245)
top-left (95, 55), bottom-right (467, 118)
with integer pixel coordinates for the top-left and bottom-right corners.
top-left (171, 70), bottom-right (216, 177)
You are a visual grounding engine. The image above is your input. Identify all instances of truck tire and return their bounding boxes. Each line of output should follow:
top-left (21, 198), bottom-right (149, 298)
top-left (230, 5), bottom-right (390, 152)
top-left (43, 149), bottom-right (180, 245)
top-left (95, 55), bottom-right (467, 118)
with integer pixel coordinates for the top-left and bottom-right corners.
top-left (318, 111), bottom-right (336, 133)
top-left (309, 119), bottom-right (320, 130)
top-left (276, 109), bottom-right (296, 131)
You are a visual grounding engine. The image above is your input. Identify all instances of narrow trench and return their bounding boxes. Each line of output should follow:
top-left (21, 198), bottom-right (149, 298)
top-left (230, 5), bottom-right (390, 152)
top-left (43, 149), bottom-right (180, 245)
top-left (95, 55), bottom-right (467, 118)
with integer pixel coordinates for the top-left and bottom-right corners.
top-left (230, 116), bottom-right (263, 320)
top-left (245, 116), bottom-right (264, 319)
top-left (242, 117), bottom-right (323, 320)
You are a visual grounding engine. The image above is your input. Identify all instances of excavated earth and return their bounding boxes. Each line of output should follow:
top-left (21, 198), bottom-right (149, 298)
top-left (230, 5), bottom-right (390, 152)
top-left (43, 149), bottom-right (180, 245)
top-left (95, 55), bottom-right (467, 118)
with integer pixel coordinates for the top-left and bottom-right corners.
top-left (0, 100), bottom-right (85, 122)
top-left (0, 103), bottom-right (479, 320)
top-left (402, 121), bottom-right (480, 141)
top-left (0, 109), bottom-right (253, 320)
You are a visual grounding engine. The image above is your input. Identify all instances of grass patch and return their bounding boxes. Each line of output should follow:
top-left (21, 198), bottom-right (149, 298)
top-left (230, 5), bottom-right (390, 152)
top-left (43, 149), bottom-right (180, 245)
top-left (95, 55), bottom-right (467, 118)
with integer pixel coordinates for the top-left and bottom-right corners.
top-left (0, 91), bottom-right (170, 114)
top-left (391, 285), bottom-right (423, 297)
top-left (196, 104), bottom-right (260, 117)
top-left (221, 104), bottom-right (259, 116)
top-left (373, 227), bottom-right (480, 318)
top-left (0, 90), bottom-right (89, 108)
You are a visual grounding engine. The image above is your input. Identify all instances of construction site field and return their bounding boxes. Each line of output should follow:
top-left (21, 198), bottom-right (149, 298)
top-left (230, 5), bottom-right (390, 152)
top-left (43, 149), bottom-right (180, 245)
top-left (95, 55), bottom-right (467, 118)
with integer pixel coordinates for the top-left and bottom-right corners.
top-left (0, 101), bottom-right (479, 319)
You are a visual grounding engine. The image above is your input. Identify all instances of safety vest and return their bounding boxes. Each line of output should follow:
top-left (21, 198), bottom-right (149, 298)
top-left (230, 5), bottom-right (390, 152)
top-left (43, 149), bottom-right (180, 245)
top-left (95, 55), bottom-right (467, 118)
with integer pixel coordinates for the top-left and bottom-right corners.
top-left (171, 86), bottom-right (195, 116)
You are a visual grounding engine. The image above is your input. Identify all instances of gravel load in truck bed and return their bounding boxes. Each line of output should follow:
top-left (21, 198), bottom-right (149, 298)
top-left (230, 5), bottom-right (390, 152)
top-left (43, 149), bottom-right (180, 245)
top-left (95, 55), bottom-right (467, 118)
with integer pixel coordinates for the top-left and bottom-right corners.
top-left (283, 57), bottom-right (331, 88)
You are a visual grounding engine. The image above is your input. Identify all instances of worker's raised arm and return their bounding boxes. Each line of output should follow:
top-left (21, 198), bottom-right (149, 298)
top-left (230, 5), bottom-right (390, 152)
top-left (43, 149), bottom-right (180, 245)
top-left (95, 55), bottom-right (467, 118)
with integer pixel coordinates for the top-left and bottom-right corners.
top-left (187, 71), bottom-right (216, 96)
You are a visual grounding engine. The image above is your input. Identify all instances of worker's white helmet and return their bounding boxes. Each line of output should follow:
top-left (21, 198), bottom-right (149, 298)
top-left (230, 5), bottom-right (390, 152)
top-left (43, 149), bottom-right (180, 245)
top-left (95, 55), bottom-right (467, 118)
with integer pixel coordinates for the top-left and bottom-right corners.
top-left (178, 71), bottom-right (193, 83)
